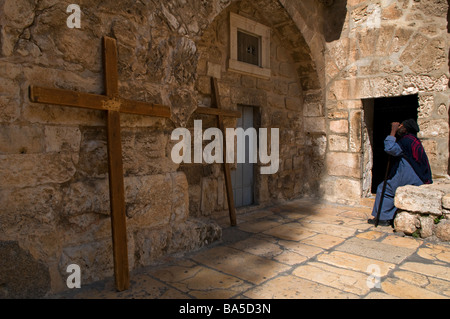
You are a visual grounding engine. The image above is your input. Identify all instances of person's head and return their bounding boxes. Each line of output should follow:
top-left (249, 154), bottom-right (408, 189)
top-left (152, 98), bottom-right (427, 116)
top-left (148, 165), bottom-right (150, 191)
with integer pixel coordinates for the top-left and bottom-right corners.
top-left (400, 118), bottom-right (419, 136)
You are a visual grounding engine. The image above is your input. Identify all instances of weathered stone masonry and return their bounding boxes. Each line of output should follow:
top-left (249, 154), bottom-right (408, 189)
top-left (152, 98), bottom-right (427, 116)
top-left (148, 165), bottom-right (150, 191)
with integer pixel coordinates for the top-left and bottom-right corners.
top-left (0, 0), bottom-right (449, 297)
top-left (324, 0), bottom-right (449, 203)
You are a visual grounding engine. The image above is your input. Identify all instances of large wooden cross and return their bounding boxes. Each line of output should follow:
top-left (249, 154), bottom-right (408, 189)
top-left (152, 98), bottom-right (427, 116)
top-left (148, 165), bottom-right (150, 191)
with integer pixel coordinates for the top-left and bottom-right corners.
top-left (29, 36), bottom-right (240, 291)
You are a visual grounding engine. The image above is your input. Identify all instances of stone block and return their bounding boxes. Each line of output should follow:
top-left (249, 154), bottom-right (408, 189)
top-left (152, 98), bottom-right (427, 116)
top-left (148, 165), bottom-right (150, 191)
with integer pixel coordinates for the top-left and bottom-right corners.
top-left (58, 172), bottom-right (187, 231)
top-left (285, 97), bottom-right (302, 111)
top-left (125, 174), bottom-right (177, 227)
top-left (418, 94), bottom-right (434, 119)
top-left (135, 218), bottom-right (221, 267)
top-left (267, 93), bottom-right (286, 109)
top-left (304, 102), bottom-right (323, 117)
top-left (321, 177), bottom-right (362, 204)
top-left (170, 219), bottom-right (222, 251)
top-left (304, 117), bottom-right (326, 134)
top-left (76, 127), bottom-right (108, 178)
top-left (256, 78), bottom-right (272, 92)
top-left (133, 226), bottom-right (170, 266)
top-left (207, 62), bottom-right (222, 79)
top-left (418, 215), bottom-right (434, 238)
top-left (59, 238), bottom-right (124, 284)
top-left (336, 99), bottom-right (362, 110)
top-left (418, 119), bottom-right (449, 138)
top-left (421, 139), bottom-right (437, 162)
top-left (0, 241), bottom-right (51, 298)
top-left (55, 31), bottom-right (102, 71)
top-left (171, 172), bottom-right (190, 223)
top-left (122, 128), bottom-right (177, 175)
top-left (0, 0), bottom-right (35, 56)
top-left (279, 62), bottom-right (295, 78)
top-left (0, 77), bottom-right (21, 122)
top-left (241, 75), bottom-right (256, 88)
top-left (328, 79), bottom-right (351, 100)
top-left (327, 111), bottom-right (348, 119)
top-left (358, 27), bottom-right (379, 54)
top-left (230, 87), bottom-right (267, 106)
top-left (399, 33), bottom-right (428, 66)
top-left (349, 110), bottom-right (362, 153)
top-left (326, 38), bottom-right (349, 70)
top-left (306, 133), bottom-right (327, 158)
top-left (442, 194), bottom-right (450, 210)
top-left (200, 177), bottom-right (218, 215)
top-left (370, 76), bottom-right (403, 97)
top-left (336, 237), bottom-right (414, 264)
top-left (44, 125), bottom-right (81, 155)
top-left (0, 152), bottom-right (76, 188)
top-left (435, 220), bottom-right (450, 241)
top-left (0, 185), bottom-right (62, 233)
top-left (394, 185), bottom-right (443, 215)
top-left (394, 211), bottom-right (419, 235)
top-left (0, 124), bottom-right (45, 154)
top-left (287, 82), bottom-right (301, 97)
top-left (62, 179), bottom-right (110, 218)
top-left (375, 25), bottom-right (395, 56)
top-left (328, 135), bottom-right (348, 152)
top-left (169, 87), bottom-right (198, 127)
top-left (326, 152), bottom-right (360, 178)
top-left (196, 75), bottom-right (211, 95)
top-left (354, 78), bottom-right (371, 99)
top-left (403, 74), bottom-right (449, 93)
top-left (330, 119), bottom-right (348, 133)
top-left (325, 59), bottom-right (340, 80)
top-left (430, 180), bottom-right (450, 193)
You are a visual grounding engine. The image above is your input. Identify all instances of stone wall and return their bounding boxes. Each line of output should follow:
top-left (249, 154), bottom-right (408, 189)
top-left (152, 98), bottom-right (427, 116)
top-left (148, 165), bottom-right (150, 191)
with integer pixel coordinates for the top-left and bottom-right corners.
top-left (0, 0), bottom-right (227, 297)
top-left (323, 0), bottom-right (450, 204)
top-left (1, 0), bottom-right (449, 297)
top-left (0, 0), bottom-right (323, 296)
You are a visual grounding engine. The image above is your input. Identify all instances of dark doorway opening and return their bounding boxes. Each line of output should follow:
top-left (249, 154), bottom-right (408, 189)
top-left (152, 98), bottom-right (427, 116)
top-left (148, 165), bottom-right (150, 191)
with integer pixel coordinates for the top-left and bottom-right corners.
top-left (366, 95), bottom-right (419, 194)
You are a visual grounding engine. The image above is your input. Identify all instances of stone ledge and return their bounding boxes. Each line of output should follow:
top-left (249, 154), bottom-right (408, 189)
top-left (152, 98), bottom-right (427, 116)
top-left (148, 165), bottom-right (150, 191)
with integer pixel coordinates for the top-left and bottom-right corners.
top-left (394, 178), bottom-right (450, 241)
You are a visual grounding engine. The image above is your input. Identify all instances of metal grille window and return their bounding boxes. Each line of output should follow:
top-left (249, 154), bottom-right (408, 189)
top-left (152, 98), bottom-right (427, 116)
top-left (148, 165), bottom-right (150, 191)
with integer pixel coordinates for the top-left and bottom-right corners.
top-left (237, 31), bottom-right (260, 66)
top-left (228, 13), bottom-right (271, 79)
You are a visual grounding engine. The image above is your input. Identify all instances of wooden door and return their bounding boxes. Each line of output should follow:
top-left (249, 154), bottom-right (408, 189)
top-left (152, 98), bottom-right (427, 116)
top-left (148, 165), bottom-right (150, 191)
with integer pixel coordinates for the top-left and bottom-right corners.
top-left (231, 105), bottom-right (254, 207)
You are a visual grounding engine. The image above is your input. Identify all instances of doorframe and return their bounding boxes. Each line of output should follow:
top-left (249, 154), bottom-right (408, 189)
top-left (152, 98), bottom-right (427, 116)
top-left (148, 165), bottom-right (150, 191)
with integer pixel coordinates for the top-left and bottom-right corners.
top-left (361, 94), bottom-right (420, 196)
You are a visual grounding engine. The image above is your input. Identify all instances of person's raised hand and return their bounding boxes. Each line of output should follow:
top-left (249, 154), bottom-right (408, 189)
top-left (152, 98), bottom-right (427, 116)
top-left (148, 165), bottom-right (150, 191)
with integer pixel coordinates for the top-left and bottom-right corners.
top-left (390, 122), bottom-right (401, 136)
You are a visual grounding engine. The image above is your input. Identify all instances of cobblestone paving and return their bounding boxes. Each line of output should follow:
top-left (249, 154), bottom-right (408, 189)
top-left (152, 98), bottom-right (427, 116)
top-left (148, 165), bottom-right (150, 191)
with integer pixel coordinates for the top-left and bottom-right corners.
top-left (52, 199), bottom-right (450, 299)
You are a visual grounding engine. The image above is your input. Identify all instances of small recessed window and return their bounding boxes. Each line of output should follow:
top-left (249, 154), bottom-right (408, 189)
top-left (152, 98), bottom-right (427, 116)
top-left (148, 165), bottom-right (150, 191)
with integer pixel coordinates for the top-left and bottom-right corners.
top-left (237, 31), bottom-right (260, 66)
top-left (229, 13), bottom-right (271, 79)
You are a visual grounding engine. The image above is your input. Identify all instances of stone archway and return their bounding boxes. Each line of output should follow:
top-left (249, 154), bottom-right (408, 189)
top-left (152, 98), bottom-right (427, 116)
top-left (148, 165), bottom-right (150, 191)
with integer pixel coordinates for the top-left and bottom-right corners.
top-left (182, 0), bottom-right (328, 218)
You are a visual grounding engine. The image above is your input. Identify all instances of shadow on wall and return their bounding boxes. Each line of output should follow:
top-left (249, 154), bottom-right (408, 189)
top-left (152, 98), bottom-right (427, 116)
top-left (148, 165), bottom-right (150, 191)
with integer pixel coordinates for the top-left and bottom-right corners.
top-left (448, 0), bottom-right (450, 87)
top-left (447, 0), bottom-right (450, 33)
top-left (322, 0), bottom-right (348, 42)
top-left (447, 0), bottom-right (450, 175)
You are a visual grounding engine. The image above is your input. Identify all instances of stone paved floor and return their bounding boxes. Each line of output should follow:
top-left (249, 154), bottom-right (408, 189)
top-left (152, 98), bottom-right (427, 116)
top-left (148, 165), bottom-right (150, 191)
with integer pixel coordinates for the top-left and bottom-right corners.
top-left (52, 198), bottom-right (450, 299)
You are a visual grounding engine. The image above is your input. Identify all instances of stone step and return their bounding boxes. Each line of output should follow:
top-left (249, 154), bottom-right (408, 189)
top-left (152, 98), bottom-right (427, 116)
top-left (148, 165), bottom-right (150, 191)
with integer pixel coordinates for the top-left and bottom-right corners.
top-left (360, 197), bottom-right (375, 208)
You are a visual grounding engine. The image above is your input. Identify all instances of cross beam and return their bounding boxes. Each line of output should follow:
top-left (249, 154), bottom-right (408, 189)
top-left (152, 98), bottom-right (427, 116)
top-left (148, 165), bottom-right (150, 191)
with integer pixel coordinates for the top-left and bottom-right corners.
top-left (29, 36), bottom-right (240, 291)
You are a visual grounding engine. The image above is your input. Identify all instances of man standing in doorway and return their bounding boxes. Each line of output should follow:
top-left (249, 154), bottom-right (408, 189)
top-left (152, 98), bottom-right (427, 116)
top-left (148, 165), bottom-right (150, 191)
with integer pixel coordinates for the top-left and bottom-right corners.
top-left (368, 119), bottom-right (433, 226)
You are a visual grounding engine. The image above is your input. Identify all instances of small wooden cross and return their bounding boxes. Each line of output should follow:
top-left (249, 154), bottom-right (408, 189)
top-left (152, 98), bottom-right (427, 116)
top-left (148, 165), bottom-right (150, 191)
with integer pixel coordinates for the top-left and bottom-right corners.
top-left (29, 36), bottom-right (240, 291)
top-left (195, 78), bottom-right (237, 226)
